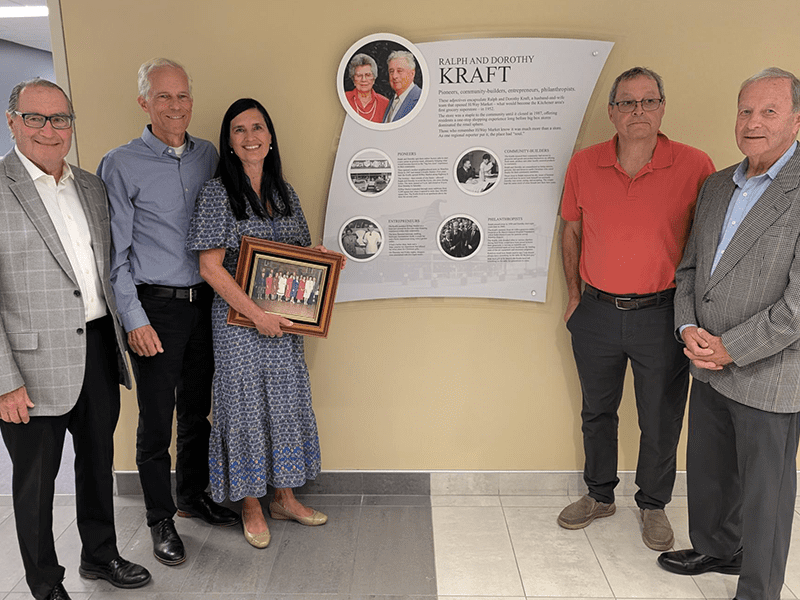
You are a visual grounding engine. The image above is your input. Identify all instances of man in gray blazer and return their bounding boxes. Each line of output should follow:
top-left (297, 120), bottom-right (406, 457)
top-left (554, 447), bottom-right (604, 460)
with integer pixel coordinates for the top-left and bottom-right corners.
top-left (658, 67), bottom-right (800, 600)
top-left (0, 79), bottom-right (150, 600)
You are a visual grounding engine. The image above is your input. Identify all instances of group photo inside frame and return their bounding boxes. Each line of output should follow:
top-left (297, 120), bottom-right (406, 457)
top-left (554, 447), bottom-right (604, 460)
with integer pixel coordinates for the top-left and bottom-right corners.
top-left (228, 236), bottom-right (343, 338)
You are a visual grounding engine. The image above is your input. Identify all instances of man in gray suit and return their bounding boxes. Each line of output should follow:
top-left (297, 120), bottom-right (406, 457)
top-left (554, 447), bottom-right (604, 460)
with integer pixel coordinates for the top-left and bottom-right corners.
top-left (0, 79), bottom-right (150, 600)
top-left (658, 67), bottom-right (800, 600)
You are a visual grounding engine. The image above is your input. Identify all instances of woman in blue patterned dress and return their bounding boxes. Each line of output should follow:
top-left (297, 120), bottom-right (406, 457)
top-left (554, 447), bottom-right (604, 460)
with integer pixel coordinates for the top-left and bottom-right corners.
top-left (187, 98), bottom-right (335, 548)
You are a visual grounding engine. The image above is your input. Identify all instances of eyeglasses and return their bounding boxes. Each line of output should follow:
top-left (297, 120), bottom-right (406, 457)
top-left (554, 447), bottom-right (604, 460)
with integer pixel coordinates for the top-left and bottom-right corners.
top-left (353, 73), bottom-right (375, 80)
top-left (609, 98), bottom-right (664, 113)
top-left (12, 111), bottom-right (74, 129)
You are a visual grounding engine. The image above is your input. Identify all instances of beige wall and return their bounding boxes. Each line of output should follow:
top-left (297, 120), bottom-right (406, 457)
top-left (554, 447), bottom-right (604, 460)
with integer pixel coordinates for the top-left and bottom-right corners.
top-left (54, 0), bottom-right (799, 471)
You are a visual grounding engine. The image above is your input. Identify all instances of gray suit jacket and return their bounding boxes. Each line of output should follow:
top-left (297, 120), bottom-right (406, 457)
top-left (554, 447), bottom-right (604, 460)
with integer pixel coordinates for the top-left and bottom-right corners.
top-left (0, 150), bottom-right (131, 417)
top-left (675, 147), bottom-right (800, 413)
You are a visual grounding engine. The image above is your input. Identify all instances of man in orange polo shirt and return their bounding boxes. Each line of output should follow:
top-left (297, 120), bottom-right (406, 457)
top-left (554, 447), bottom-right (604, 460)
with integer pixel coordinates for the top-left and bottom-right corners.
top-left (558, 67), bottom-right (715, 551)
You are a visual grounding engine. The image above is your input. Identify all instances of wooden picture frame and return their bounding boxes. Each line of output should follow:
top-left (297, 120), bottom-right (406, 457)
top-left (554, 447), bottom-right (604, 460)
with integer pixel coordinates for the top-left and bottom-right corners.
top-left (227, 236), bottom-right (343, 338)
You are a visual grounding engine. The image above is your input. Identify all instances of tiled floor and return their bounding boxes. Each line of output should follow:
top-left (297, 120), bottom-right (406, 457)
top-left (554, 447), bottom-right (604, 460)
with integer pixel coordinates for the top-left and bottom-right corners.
top-left (3, 487), bottom-right (800, 599)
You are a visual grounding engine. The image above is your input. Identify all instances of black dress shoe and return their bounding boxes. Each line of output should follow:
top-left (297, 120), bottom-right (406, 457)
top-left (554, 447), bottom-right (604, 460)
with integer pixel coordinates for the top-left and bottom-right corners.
top-left (177, 492), bottom-right (240, 527)
top-left (658, 547), bottom-right (742, 575)
top-left (46, 583), bottom-right (71, 600)
top-left (150, 517), bottom-right (186, 565)
top-left (79, 556), bottom-right (151, 588)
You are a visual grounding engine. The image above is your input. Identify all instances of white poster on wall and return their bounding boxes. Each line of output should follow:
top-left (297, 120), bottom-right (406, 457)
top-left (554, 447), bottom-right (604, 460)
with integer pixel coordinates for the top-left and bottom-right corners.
top-left (324, 34), bottom-right (613, 303)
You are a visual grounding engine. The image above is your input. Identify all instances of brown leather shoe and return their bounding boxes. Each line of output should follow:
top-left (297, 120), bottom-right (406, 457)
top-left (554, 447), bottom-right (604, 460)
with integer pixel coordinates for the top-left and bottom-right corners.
top-left (557, 495), bottom-right (615, 529)
top-left (640, 508), bottom-right (674, 551)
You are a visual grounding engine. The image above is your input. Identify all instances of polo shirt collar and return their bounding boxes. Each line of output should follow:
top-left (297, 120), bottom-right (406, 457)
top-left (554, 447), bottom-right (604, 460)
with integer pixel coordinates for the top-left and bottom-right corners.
top-left (598, 131), bottom-right (672, 169)
top-left (141, 124), bottom-right (196, 156)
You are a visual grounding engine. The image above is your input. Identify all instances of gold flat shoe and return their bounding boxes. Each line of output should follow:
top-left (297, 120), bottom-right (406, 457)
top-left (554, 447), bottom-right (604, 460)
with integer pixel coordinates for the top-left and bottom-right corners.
top-left (242, 512), bottom-right (270, 548)
top-left (269, 500), bottom-right (327, 526)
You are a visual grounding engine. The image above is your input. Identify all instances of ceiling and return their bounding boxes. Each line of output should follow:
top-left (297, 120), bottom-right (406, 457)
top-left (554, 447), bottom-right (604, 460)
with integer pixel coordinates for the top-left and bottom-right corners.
top-left (0, 0), bottom-right (51, 52)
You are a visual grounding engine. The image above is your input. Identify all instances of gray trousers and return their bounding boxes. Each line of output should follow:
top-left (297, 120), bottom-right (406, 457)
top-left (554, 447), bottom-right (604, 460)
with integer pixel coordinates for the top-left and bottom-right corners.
top-left (687, 380), bottom-right (800, 600)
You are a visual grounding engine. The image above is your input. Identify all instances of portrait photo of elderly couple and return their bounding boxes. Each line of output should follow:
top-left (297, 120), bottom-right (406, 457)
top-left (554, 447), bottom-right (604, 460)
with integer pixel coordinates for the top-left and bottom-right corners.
top-left (339, 36), bottom-right (426, 128)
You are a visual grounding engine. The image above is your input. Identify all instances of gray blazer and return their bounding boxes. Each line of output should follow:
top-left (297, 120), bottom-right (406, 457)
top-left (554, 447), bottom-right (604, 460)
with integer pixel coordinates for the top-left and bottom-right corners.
top-left (0, 150), bottom-right (131, 417)
top-left (675, 147), bottom-right (800, 413)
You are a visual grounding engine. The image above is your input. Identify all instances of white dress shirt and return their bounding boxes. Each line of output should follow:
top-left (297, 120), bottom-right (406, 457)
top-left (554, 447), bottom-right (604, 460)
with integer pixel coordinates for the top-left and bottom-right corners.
top-left (15, 146), bottom-right (107, 321)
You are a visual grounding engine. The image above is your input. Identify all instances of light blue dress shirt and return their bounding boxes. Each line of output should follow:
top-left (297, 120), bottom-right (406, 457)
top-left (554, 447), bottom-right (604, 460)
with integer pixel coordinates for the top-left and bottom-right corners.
top-left (711, 141), bottom-right (798, 274)
top-left (98, 126), bottom-right (218, 332)
top-left (680, 141), bottom-right (797, 335)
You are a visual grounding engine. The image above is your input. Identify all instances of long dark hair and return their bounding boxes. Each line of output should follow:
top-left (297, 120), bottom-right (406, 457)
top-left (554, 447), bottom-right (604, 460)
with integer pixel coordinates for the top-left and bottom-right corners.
top-left (216, 98), bottom-right (292, 220)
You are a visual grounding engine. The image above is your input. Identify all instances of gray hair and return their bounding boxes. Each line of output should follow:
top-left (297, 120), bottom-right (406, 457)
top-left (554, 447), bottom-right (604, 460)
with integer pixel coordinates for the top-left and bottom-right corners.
top-left (348, 53), bottom-right (378, 81)
top-left (739, 67), bottom-right (800, 112)
top-left (137, 58), bottom-right (192, 100)
top-left (7, 78), bottom-right (74, 117)
top-left (387, 50), bottom-right (416, 71)
top-left (608, 66), bottom-right (665, 104)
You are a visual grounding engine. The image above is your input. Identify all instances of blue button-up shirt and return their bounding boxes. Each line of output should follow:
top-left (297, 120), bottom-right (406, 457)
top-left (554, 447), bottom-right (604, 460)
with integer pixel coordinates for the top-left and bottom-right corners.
top-left (98, 126), bottom-right (218, 332)
top-left (711, 141), bottom-right (798, 274)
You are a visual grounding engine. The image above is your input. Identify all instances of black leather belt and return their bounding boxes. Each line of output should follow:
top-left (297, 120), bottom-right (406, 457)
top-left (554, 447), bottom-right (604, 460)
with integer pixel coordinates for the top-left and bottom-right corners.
top-left (137, 283), bottom-right (209, 303)
top-left (86, 314), bottom-right (112, 329)
top-left (585, 284), bottom-right (674, 310)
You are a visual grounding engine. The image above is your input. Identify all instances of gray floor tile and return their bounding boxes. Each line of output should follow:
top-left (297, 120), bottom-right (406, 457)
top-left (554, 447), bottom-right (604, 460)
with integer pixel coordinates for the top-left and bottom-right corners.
top-left (296, 473), bottom-right (363, 495)
top-left (432, 505), bottom-right (524, 596)
top-left (181, 519), bottom-right (284, 594)
top-left (9, 506), bottom-right (77, 594)
top-left (360, 495), bottom-right (430, 507)
top-left (114, 505), bottom-right (148, 551)
top-left (90, 594), bottom-right (257, 600)
top-left (112, 515), bottom-right (212, 593)
top-left (293, 494), bottom-right (362, 507)
top-left (263, 506), bottom-right (360, 595)
top-left (584, 506), bottom-right (704, 598)
top-left (350, 506), bottom-right (436, 596)
top-left (360, 472), bottom-right (430, 496)
top-left (4, 594), bottom-right (90, 600)
top-left (503, 506), bottom-right (612, 597)
top-left (350, 596), bottom-right (437, 600)
top-left (259, 596), bottom-right (347, 600)
top-left (50, 520), bottom-right (99, 595)
top-left (0, 514), bottom-right (25, 592)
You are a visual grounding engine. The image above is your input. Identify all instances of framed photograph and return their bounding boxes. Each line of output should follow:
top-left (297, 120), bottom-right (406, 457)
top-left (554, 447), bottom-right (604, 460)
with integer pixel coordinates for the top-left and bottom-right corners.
top-left (227, 236), bottom-right (344, 338)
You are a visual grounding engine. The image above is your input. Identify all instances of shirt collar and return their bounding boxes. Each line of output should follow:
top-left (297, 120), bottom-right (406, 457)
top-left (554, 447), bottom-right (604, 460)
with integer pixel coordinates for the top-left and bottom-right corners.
top-left (14, 145), bottom-right (74, 184)
top-left (598, 131), bottom-right (672, 169)
top-left (394, 83), bottom-right (414, 103)
top-left (733, 140), bottom-right (797, 187)
top-left (141, 124), bottom-right (195, 157)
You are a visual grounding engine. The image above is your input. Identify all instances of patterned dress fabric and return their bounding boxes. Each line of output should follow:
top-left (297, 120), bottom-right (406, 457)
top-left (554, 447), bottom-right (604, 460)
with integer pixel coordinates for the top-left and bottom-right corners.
top-left (187, 178), bottom-right (321, 502)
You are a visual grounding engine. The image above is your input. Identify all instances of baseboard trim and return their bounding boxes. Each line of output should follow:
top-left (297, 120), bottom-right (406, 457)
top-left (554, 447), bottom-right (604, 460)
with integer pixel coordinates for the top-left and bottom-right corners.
top-left (112, 470), bottom-right (689, 497)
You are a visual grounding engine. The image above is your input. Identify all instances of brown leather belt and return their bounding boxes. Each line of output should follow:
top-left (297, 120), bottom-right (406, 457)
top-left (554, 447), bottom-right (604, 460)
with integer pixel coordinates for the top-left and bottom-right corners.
top-left (585, 284), bottom-right (674, 311)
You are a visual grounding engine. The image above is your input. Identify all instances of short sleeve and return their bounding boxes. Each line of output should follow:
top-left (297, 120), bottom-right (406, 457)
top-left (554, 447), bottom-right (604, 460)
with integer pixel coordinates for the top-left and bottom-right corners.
top-left (187, 178), bottom-right (240, 252)
top-left (561, 155), bottom-right (582, 222)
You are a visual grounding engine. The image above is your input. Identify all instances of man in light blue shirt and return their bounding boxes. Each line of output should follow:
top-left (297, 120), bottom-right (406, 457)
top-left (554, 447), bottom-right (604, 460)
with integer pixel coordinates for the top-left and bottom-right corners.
top-left (659, 68), bottom-right (800, 600)
top-left (98, 58), bottom-right (239, 568)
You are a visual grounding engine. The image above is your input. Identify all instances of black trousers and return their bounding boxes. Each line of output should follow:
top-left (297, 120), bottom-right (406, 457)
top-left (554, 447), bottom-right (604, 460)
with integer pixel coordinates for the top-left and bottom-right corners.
top-left (132, 286), bottom-right (214, 526)
top-left (0, 316), bottom-right (120, 600)
top-left (567, 290), bottom-right (689, 509)
top-left (687, 380), bottom-right (800, 600)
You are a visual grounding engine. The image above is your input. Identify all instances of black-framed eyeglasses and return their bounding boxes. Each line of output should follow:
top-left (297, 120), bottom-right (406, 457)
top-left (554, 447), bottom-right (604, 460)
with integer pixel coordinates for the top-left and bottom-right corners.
top-left (609, 98), bottom-right (664, 113)
top-left (12, 111), bottom-right (74, 129)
